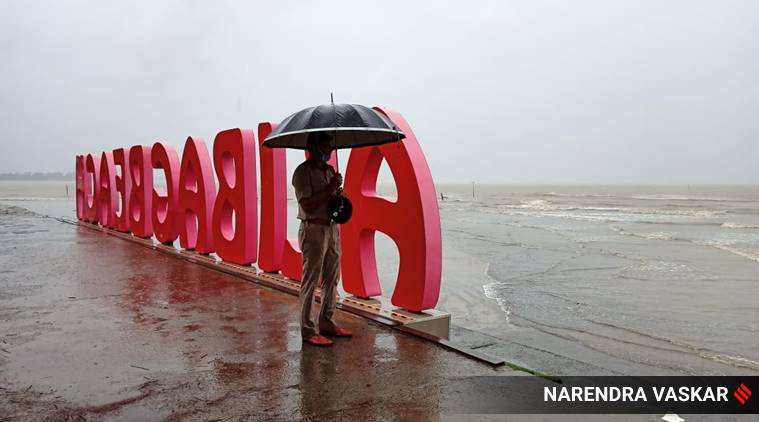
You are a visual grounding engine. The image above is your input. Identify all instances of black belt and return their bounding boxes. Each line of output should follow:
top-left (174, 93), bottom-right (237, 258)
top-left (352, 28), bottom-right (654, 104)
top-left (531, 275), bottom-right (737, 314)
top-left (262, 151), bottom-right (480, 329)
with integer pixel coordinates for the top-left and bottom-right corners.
top-left (304, 218), bottom-right (331, 226)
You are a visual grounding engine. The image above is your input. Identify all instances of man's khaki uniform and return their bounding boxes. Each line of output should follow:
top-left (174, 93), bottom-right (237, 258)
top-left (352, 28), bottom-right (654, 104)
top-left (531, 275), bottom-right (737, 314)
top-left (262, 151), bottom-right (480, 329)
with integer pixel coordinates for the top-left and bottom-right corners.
top-left (292, 159), bottom-right (340, 337)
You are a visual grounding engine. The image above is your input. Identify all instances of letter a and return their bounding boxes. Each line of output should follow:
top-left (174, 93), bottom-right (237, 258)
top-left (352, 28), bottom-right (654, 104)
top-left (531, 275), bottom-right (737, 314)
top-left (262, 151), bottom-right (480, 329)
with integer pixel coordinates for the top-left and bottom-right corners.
top-left (178, 136), bottom-right (216, 253)
top-left (341, 108), bottom-right (442, 311)
top-left (99, 151), bottom-right (118, 228)
top-left (128, 145), bottom-right (153, 238)
top-left (112, 148), bottom-right (132, 233)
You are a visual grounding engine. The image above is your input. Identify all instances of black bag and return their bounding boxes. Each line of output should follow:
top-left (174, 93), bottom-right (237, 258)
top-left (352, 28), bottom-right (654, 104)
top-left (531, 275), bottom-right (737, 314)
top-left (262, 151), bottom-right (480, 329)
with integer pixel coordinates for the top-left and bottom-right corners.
top-left (329, 195), bottom-right (353, 224)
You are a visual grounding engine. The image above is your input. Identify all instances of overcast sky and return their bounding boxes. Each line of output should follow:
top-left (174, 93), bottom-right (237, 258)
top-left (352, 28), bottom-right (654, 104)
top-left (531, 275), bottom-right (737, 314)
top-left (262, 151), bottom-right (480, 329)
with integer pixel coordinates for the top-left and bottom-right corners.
top-left (0, 0), bottom-right (757, 184)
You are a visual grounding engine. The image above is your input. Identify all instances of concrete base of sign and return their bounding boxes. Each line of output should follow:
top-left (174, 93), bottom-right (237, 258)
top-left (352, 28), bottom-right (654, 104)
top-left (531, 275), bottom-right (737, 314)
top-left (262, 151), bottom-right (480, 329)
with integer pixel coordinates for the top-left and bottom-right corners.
top-left (70, 220), bottom-right (461, 347)
top-left (341, 296), bottom-right (451, 339)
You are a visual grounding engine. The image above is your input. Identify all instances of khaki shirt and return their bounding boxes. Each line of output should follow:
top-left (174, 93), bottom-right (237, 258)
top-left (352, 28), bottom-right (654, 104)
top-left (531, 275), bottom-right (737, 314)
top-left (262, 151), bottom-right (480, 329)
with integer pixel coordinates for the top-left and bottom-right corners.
top-left (292, 159), bottom-right (336, 220)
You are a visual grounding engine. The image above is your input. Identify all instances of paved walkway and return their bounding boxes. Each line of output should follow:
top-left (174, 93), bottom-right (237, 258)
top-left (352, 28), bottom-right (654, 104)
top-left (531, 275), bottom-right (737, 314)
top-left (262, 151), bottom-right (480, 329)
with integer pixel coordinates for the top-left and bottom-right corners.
top-left (0, 205), bottom-right (519, 421)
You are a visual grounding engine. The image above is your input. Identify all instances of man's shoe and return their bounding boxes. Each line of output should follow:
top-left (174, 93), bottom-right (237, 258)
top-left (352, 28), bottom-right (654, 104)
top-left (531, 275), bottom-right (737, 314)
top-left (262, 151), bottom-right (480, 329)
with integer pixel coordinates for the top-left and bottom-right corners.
top-left (303, 334), bottom-right (333, 346)
top-left (322, 326), bottom-right (353, 338)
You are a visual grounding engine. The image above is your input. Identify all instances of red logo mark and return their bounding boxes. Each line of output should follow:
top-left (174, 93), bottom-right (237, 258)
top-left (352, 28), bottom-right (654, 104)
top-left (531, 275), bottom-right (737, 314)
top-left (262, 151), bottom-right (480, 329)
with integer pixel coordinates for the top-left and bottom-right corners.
top-left (734, 383), bottom-right (751, 405)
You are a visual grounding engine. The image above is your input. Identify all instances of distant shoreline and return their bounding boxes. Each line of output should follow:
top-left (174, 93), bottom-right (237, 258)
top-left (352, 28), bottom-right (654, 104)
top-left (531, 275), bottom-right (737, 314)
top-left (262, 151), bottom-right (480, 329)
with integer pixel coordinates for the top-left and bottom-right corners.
top-left (1, 177), bottom-right (757, 187)
top-left (0, 173), bottom-right (73, 181)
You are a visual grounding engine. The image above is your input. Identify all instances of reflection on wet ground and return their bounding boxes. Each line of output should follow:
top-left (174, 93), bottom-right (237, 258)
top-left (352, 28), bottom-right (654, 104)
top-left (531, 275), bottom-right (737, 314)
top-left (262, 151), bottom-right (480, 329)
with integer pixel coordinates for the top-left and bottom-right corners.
top-left (0, 206), bottom-right (512, 420)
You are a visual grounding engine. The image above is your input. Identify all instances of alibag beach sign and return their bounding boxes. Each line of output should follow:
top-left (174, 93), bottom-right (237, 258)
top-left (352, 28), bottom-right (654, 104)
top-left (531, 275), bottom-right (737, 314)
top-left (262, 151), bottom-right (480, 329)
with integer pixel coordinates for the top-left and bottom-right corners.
top-left (75, 107), bottom-right (442, 312)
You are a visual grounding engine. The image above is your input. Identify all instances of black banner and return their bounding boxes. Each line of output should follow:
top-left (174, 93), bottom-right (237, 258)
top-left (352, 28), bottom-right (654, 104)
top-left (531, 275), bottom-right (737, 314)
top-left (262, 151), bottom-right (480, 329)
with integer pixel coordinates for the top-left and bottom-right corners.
top-left (443, 376), bottom-right (757, 414)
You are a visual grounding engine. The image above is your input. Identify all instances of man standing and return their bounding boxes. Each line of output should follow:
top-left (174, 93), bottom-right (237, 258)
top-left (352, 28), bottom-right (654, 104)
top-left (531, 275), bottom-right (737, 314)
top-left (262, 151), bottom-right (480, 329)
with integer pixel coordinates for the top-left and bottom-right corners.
top-left (292, 132), bottom-right (353, 346)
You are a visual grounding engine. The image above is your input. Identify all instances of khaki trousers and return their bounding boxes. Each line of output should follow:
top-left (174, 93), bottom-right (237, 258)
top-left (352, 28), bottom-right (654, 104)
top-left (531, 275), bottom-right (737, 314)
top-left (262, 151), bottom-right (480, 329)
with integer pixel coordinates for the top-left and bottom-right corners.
top-left (298, 220), bottom-right (341, 337)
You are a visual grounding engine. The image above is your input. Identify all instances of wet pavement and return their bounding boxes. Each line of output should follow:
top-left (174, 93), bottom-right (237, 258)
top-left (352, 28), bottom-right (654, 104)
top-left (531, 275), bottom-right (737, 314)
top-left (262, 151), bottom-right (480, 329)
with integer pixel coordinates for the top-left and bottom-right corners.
top-left (0, 205), bottom-right (520, 421)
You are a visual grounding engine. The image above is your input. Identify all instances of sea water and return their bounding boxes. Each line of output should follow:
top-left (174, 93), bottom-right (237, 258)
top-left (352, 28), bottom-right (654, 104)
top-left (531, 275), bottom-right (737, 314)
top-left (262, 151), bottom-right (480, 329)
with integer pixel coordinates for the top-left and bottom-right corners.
top-left (426, 184), bottom-right (759, 375)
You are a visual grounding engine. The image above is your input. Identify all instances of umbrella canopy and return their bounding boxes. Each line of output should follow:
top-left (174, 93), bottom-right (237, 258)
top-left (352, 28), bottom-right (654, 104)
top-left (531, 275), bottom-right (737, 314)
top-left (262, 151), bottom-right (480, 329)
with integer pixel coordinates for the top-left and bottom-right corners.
top-left (263, 103), bottom-right (405, 150)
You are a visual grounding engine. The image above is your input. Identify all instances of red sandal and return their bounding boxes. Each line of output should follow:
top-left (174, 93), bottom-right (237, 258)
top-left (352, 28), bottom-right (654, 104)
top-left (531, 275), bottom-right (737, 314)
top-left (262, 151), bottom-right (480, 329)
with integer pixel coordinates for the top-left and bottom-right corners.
top-left (322, 327), bottom-right (353, 338)
top-left (303, 334), bottom-right (333, 346)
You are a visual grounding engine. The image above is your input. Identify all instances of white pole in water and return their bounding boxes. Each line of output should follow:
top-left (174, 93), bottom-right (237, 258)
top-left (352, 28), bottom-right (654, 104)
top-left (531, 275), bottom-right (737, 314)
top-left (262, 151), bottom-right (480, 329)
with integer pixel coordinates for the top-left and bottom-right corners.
top-left (472, 182), bottom-right (475, 199)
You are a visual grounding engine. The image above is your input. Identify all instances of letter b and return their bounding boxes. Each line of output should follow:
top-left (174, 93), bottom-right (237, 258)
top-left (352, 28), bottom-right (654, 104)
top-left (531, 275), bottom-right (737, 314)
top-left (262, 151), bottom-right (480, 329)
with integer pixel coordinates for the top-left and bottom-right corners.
top-left (212, 129), bottom-right (258, 264)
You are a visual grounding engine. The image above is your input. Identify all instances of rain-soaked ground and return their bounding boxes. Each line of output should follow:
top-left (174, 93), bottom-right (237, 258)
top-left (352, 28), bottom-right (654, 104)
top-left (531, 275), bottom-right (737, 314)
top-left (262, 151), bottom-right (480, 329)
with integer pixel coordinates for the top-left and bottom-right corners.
top-left (0, 204), bottom-right (529, 421)
top-left (3, 203), bottom-right (755, 421)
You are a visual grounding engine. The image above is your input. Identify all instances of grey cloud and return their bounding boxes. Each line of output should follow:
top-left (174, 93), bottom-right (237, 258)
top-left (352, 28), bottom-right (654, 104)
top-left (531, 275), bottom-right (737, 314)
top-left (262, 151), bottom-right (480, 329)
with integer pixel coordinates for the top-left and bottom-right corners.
top-left (0, 0), bottom-right (757, 184)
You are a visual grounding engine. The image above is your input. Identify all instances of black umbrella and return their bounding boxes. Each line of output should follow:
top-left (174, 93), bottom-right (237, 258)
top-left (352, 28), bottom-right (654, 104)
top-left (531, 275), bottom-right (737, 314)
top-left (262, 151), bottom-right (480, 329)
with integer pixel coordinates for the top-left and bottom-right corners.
top-left (263, 101), bottom-right (405, 150)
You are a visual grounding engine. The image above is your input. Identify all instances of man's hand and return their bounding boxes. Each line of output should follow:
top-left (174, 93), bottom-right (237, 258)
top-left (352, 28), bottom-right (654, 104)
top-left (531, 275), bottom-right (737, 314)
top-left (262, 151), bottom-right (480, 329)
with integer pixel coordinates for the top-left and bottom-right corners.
top-left (330, 173), bottom-right (343, 191)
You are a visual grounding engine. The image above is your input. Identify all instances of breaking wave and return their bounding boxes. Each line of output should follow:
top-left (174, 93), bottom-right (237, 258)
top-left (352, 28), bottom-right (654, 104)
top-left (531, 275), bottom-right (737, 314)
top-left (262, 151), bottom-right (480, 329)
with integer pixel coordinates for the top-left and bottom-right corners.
top-left (629, 194), bottom-right (731, 202)
top-left (611, 228), bottom-right (759, 263)
top-left (706, 244), bottom-right (759, 263)
top-left (540, 192), bottom-right (742, 202)
top-left (721, 222), bottom-right (759, 229)
top-left (612, 229), bottom-right (679, 241)
top-left (493, 200), bottom-right (725, 221)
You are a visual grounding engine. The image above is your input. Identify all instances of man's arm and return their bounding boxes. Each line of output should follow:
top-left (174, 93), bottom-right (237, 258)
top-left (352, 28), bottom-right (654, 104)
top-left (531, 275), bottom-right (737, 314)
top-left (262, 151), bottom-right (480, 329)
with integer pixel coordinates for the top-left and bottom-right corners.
top-left (299, 184), bottom-right (335, 213)
top-left (298, 173), bottom-right (342, 213)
